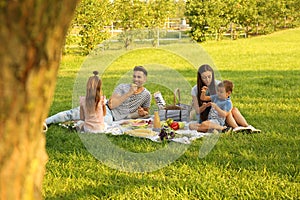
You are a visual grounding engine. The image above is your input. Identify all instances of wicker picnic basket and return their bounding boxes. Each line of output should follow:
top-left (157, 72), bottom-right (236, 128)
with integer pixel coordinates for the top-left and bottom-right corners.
top-left (161, 88), bottom-right (191, 121)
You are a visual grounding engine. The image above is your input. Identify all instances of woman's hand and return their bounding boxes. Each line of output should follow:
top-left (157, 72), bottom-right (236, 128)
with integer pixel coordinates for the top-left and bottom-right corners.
top-left (201, 86), bottom-right (208, 93)
top-left (198, 102), bottom-right (211, 113)
top-left (200, 86), bottom-right (211, 101)
top-left (205, 102), bottom-right (212, 108)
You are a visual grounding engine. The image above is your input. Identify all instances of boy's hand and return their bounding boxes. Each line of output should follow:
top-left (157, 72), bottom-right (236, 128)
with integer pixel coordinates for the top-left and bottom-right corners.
top-left (210, 102), bottom-right (217, 109)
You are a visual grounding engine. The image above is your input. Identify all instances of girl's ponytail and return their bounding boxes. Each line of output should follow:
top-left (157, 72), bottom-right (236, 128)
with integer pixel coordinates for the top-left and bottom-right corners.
top-left (93, 71), bottom-right (99, 76)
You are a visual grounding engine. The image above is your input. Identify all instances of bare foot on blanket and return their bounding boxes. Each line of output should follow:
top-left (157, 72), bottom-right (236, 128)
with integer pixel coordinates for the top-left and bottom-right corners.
top-left (189, 123), bottom-right (199, 131)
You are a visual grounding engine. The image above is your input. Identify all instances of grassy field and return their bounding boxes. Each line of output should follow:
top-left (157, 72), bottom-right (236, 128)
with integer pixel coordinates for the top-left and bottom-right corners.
top-left (43, 28), bottom-right (300, 199)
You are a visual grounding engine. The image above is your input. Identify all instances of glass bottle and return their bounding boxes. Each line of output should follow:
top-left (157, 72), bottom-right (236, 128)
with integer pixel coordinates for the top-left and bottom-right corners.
top-left (153, 111), bottom-right (161, 131)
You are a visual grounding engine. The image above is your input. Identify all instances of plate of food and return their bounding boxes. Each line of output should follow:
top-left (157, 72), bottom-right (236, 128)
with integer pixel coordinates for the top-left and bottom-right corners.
top-left (120, 119), bottom-right (151, 129)
top-left (131, 119), bottom-right (149, 128)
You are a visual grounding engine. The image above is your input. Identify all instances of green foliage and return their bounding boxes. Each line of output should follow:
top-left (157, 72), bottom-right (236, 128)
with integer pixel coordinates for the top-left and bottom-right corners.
top-left (185, 0), bottom-right (207, 42)
top-left (146, 0), bottom-right (176, 28)
top-left (186, 0), bottom-right (300, 41)
top-left (65, 0), bottom-right (113, 55)
top-left (112, 0), bottom-right (148, 30)
top-left (113, 0), bottom-right (176, 48)
top-left (205, 0), bottom-right (230, 40)
top-left (44, 28), bottom-right (300, 199)
top-left (65, 0), bottom-right (184, 53)
top-left (64, 0), bottom-right (300, 52)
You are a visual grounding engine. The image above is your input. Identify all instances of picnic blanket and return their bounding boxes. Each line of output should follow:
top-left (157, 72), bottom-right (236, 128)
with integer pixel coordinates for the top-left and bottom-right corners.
top-left (59, 119), bottom-right (211, 144)
top-left (103, 119), bottom-right (211, 144)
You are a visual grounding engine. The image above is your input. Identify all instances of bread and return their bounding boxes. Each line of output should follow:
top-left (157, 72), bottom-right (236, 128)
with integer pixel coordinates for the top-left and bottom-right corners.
top-left (125, 129), bottom-right (157, 137)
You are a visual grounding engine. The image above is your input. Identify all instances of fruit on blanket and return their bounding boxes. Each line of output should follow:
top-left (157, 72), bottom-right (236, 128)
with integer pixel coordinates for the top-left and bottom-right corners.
top-left (166, 118), bottom-right (173, 125)
top-left (169, 131), bottom-right (175, 138)
top-left (159, 125), bottom-right (176, 140)
top-left (161, 122), bottom-right (168, 127)
top-left (178, 122), bottom-right (185, 129)
top-left (159, 128), bottom-right (168, 140)
top-left (170, 121), bottom-right (179, 130)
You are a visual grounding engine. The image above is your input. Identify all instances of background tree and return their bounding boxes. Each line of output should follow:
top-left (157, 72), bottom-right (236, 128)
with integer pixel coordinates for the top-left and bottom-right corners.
top-left (0, 1), bottom-right (79, 199)
top-left (146, 0), bottom-right (175, 46)
top-left (233, 0), bottom-right (259, 37)
top-left (111, 0), bottom-right (176, 48)
top-left (185, 0), bottom-right (208, 42)
top-left (66, 0), bottom-right (113, 55)
top-left (289, 0), bottom-right (300, 27)
top-left (174, 0), bottom-right (187, 20)
top-left (186, 0), bottom-right (300, 41)
top-left (112, 0), bottom-right (148, 49)
top-left (205, 0), bottom-right (230, 41)
top-left (262, 0), bottom-right (286, 32)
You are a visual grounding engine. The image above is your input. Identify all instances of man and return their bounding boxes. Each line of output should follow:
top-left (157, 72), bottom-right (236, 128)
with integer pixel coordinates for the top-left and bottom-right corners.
top-left (107, 65), bottom-right (151, 121)
top-left (45, 66), bottom-right (151, 126)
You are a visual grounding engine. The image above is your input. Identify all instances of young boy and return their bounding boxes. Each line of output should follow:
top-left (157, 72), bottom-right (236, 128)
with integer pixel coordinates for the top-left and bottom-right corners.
top-left (189, 80), bottom-right (233, 132)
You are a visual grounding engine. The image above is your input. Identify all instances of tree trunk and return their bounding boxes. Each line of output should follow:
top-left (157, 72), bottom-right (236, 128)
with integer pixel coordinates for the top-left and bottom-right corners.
top-left (0, 1), bottom-right (79, 199)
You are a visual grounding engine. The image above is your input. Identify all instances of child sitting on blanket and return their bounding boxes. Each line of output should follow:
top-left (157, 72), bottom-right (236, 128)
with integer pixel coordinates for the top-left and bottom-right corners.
top-left (78, 71), bottom-right (107, 133)
top-left (189, 80), bottom-right (233, 133)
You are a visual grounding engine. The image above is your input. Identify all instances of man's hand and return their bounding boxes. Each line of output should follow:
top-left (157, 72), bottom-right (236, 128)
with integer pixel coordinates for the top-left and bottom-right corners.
top-left (138, 106), bottom-right (148, 117)
top-left (109, 84), bottom-right (137, 109)
top-left (129, 83), bottom-right (138, 95)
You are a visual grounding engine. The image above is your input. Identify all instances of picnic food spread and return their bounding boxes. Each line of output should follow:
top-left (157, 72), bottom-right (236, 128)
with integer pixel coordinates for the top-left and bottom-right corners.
top-left (119, 118), bottom-right (187, 141)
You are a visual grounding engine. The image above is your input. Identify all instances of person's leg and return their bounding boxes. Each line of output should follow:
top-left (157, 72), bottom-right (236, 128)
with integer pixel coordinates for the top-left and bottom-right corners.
top-left (189, 121), bottom-right (225, 132)
top-left (231, 107), bottom-right (261, 133)
top-left (45, 107), bottom-right (80, 125)
top-left (231, 107), bottom-right (249, 127)
top-left (189, 122), bottom-right (209, 132)
top-left (226, 111), bottom-right (238, 128)
top-left (203, 120), bottom-right (226, 131)
top-left (196, 121), bottom-right (209, 132)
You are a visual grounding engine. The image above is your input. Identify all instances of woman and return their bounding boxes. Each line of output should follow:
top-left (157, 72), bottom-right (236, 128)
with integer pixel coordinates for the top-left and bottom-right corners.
top-left (191, 64), bottom-right (260, 132)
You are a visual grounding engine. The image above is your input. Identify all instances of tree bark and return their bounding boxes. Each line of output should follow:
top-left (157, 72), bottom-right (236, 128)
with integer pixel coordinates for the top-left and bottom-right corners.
top-left (0, 1), bottom-right (79, 199)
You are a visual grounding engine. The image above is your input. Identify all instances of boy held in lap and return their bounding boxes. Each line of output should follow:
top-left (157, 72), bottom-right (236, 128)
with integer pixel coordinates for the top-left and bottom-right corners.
top-left (189, 80), bottom-right (233, 132)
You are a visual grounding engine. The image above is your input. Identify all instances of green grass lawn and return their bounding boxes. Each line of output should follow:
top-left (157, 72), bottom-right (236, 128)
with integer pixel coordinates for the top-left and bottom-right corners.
top-left (44, 28), bottom-right (300, 199)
